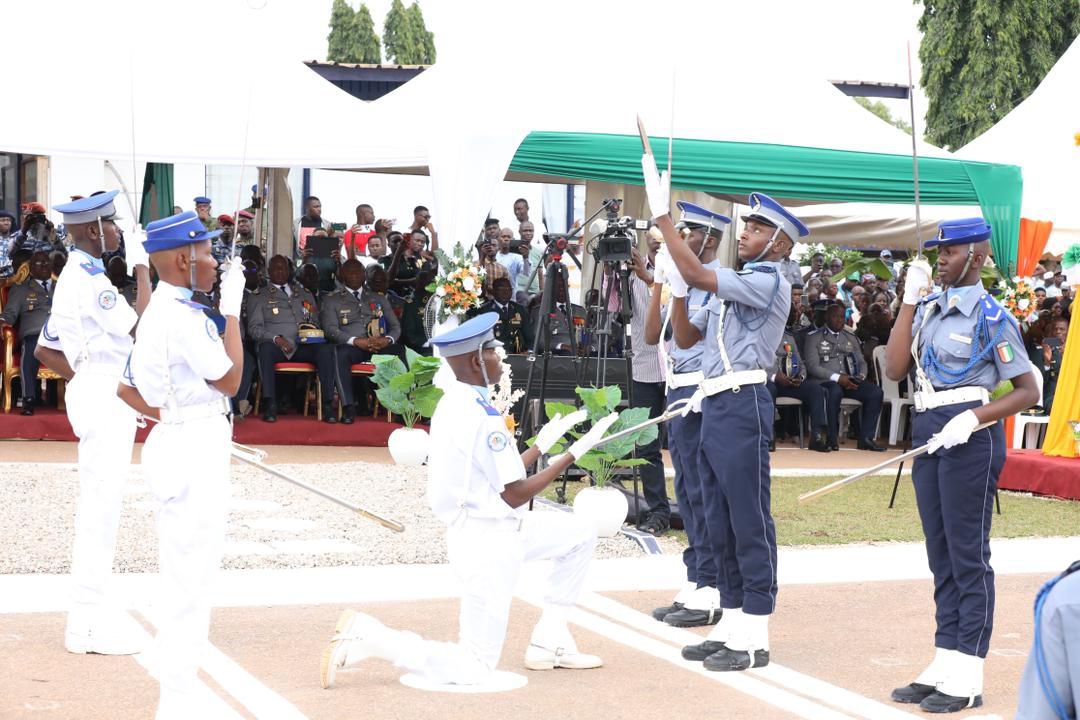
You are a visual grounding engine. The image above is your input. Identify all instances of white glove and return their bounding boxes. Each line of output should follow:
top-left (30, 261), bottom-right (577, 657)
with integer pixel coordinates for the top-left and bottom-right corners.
top-left (567, 412), bottom-right (619, 460)
top-left (903, 258), bottom-right (934, 305)
top-left (641, 154), bottom-right (671, 220)
top-left (666, 262), bottom-right (688, 298)
top-left (534, 408), bottom-right (588, 454)
top-left (926, 409), bottom-right (979, 454)
top-left (219, 257), bottom-right (246, 319)
top-left (652, 252), bottom-right (668, 286)
top-left (682, 388), bottom-right (705, 416)
top-left (125, 225), bottom-right (149, 270)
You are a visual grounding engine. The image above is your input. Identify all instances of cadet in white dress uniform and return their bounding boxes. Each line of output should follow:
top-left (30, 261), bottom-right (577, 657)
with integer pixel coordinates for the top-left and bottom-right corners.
top-left (320, 313), bottom-right (618, 690)
top-left (47, 191), bottom-right (151, 655)
top-left (118, 210), bottom-right (245, 719)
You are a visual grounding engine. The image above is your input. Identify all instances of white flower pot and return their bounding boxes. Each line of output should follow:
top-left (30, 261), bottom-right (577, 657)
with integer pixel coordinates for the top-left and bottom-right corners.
top-left (573, 485), bottom-right (628, 538)
top-left (388, 427), bottom-right (430, 466)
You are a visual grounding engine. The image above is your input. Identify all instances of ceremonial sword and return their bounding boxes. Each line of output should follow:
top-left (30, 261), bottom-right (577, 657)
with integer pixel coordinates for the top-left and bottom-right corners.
top-left (590, 398), bottom-right (692, 450)
top-left (798, 421), bottom-right (995, 503)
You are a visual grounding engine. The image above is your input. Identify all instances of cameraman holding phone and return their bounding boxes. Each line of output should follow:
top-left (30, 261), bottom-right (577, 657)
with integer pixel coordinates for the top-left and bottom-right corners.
top-left (803, 300), bottom-right (885, 451)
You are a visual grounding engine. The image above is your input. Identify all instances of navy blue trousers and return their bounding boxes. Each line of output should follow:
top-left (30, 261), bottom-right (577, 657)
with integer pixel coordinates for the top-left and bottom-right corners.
top-left (821, 379), bottom-right (883, 444)
top-left (698, 383), bottom-right (778, 615)
top-left (666, 384), bottom-right (716, 589)
top-left (766, 379), bottom-right (829, 431)
top-left (911, 401), bottom-right (1004, 658)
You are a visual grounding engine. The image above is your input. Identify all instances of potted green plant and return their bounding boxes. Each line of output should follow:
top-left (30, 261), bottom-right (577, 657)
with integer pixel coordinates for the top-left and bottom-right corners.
top-left (544, 385), bottom-right (659, 537)
top-left (371, 349), bottom-right (445, 465)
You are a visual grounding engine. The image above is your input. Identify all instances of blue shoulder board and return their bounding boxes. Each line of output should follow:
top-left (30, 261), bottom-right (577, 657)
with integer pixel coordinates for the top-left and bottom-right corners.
top-left (474, 396), bottom-right (502, 417)
top-left (176, 298), bottom-right (210, 311)
top-left (979, 293), bottom-right (1012, 326)
top-left (80, 261), bottom-right (105, 276)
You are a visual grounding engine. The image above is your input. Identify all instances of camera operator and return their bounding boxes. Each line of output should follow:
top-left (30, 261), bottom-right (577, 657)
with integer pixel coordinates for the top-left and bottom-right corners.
top-left (627, 231), bottom-right (670, 536)
top-left (15, 204), bottom-right (65, 256)
top-left (514, 221), bottom-right (544, 305)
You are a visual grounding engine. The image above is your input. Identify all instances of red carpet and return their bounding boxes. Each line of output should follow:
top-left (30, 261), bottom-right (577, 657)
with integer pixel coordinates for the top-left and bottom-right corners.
top-left (0, 408), bottom-right (401, 447)
top-left (999, 449), bottom-right (1080, 501)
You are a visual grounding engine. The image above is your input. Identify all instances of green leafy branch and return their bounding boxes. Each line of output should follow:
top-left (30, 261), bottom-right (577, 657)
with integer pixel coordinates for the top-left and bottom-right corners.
top-left (370, 348), bottom-right (444, 429)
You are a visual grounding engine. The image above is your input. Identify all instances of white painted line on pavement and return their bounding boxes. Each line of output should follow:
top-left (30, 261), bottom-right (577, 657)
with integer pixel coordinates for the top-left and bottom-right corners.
top-left (573, 592), bottom-right (918, 720)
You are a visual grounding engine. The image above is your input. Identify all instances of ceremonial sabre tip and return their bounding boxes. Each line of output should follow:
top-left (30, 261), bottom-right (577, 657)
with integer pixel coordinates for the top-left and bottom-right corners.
top-left (636, 114), bottom-right (652, 155)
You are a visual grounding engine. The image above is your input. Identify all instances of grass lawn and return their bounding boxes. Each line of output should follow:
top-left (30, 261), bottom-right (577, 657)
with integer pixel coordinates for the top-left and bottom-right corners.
top-left (543, 475), bottom-right (1080, 547)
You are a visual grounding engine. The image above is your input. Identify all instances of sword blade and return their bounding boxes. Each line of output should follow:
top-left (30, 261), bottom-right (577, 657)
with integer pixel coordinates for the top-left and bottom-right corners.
top-left (591, 400), bottom-right (690, 450)
top-left (636, 114), bottom-right (652, 155)
top-left (798, 445), bottom-right (928, 503)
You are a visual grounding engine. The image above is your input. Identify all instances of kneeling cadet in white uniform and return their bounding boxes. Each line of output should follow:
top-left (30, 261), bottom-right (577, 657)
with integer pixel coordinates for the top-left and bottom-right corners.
top-left (320, 312), bottom-right (618, 690)
top-left (116, 211), bottom-right (246, 718)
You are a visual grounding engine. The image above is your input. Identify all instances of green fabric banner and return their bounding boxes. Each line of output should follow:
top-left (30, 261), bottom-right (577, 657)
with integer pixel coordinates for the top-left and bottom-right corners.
top-left (509, 131), bottom-right (1022, 268)
top-left (139, 162), bottom-right (174, 226)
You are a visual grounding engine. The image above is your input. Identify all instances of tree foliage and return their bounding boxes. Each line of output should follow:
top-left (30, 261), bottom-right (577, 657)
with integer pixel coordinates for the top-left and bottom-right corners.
top-left (853, 97), bottom-right (911, 134)
top-left (384, 0), bottom-right (437, 65)
top-left (327, 0), bottom-right (381, 64)
top-left (918, 0), bottom-right (1080, 150)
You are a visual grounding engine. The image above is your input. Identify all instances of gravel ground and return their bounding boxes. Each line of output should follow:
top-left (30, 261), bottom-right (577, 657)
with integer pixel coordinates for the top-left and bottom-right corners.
top-left (1, 461), bottom-right (684, 574)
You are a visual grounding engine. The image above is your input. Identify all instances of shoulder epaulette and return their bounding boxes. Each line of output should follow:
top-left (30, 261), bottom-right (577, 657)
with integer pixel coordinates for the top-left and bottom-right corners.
top-left (176, 298), bottom-right (209, 311)
top-left (80, 261), bottom-right (104, 276)
top-left (979, 293), bottom-right (1007, 324)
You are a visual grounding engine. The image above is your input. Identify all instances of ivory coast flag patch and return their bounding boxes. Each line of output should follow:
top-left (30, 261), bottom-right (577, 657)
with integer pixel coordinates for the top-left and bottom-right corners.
top-left (995, 341), bottom-right (1015, 363)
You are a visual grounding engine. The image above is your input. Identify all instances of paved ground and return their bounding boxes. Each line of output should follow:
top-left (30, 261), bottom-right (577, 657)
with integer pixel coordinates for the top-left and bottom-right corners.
top-left (2, 439), bottom-right (1073, 720)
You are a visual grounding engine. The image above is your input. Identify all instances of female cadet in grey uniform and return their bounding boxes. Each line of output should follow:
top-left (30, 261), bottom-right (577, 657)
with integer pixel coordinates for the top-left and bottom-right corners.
top-left (885, 218), bottom-right (1039, 713)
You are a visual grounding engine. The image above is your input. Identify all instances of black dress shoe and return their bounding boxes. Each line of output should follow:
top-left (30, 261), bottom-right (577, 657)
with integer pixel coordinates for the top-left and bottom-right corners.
top-left (323, 405), bottom-right (337, 424)
top-left (857, 438), bottom-right (886, 452)
top-left (664, 607), bottom-right (721, 627)
top-left (681, 640), bottom-right (728, 661)
top-left (919, 690), bottom-right (982, 713)
top-left (890, 682), bottom-right (937, 704)
top-left (703, 647), bottom-right (769, 671)
top-left (20, 398), bottom-right (34, 416)
top-left (341, 405), bottom-right (356, 425)
top-left (809, 432), bottom-right (830, 453)
top-left (651, 602), bottom-right (682, 621)
top-left (262, 399), bottom-right (277, 423)
top-left (768, 437), bottom-right (776, 452)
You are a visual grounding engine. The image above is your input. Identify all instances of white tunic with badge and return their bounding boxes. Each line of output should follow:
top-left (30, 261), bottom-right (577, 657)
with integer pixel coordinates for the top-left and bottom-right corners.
top-left (127, 281), bottom-right (231, 410)
top-left (427, 380), bottom-right (525, 524)
top-left (50, 248), bottom-right (137, 371)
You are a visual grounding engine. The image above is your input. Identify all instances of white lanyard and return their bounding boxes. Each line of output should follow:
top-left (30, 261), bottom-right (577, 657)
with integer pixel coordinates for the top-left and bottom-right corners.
top-left (716, 300), bottom-right (735, 376)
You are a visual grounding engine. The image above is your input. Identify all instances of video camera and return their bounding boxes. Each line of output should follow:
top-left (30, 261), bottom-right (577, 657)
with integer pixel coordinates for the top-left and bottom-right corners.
top-left (592, 199), bottom-right (651, 263)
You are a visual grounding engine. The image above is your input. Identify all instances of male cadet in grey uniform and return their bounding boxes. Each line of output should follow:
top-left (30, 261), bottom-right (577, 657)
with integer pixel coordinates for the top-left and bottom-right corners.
top-left (767, 304), bottom-right (831, 452)
top-left (470, 275), bottom-right (533, 353)
top-left (645, 147), bottom-right (803, 671)
top-left (320, 258), bottom-right (402, 423)
top-left (320, 313), bottom-right (616, 690)
top-left (885, 218), bottom-right (1039, 713)
top-left (46, 191), bottom-right (152, 655)
top-left (117, 210), bottom-right (245, 719)
top-left (0, 250), bottom-right (53, 414)
top-left (1015, 560), bottom-right (1080, 719)
top-left (644, 202), bottom-right (724, 627)
top-left (803, 300), bottom-right (886, 451)
top-left (247, 254), bottom-right (337, 422)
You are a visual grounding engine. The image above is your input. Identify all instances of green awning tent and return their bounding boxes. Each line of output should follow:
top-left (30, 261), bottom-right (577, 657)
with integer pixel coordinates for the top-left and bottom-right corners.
top-left (510, 132), bottom-right (1023, 275)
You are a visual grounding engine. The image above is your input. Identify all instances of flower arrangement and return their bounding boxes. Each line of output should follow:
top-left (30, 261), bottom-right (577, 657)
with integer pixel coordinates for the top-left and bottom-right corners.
top-left (425, 245), bottom-right (486, 322)
top-left (488, 347), bottom-right (525, 431)
top-left (998, 277), bottom-right (1040, 328)
top-left (1070, 421), bottom-right (1080, 455)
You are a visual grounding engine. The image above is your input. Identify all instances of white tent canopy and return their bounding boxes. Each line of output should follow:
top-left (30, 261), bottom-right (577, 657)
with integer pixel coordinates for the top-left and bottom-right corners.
top-left (956, 37), bottom-right (1080, 255)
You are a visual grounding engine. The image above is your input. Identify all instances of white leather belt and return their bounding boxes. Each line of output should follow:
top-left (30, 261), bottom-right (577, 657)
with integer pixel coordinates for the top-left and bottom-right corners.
top-left (913, 386), bottom-right (989, 412)
top-left (158, 397), bottom-right (232, 425)
top-left (453, 515), bottom-right (524, 532)
top-left (667, 370), bottom-right (704, 389)
top-left (700, 369), bottom-right (768, 396)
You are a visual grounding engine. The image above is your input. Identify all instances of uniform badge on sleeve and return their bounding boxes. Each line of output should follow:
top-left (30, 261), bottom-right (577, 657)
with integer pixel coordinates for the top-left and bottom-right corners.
top-left (995, 341), bottom-right (1015, 363)
top-left (487, 431), bottom-right (509, 452)
top-left (206, 317), bottom-right (220, 341)
top-left (98, 290), bottom-right (117, 310)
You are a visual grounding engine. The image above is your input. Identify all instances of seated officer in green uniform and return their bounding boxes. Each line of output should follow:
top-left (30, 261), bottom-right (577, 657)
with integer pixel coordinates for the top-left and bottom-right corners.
top-left (468, 276), bottom-right (533, 354)
top-left (0, 250), bottom-right (53, 414)
top-left (321, 258), bottom-right (403, 423)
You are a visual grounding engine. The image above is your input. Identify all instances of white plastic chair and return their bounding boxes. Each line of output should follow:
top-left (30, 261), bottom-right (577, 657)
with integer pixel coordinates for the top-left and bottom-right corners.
top-left (873, 345), bottom-right (914, 447)
top-left (775, 396), bottom-right (805, 448)
top-left (1013, 360), bottom-right (1049, 449)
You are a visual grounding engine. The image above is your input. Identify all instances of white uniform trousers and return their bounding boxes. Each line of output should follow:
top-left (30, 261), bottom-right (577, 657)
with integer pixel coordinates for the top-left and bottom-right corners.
top-left (65, 367), bottom-right (137, 608)
top-left (393, 511), bottom-right (596, 684)
top-left (142, 413), bottom-right (232, 693)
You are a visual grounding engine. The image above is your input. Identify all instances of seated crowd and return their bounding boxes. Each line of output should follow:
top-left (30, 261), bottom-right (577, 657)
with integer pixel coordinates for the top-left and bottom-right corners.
top-left (0, 198), bottom-right (1072, 447)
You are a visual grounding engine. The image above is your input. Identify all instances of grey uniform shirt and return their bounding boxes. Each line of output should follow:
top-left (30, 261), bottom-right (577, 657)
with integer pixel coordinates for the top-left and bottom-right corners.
top-left (803, 326), bottom-right (866, 382)
top-left (689, 262), bottom-right (790, 379)
top-left (0, 277), bottom-right (53, 339)
top-left (245, 282), bottom-right (321, 347)
top-left (319, 287), bottom-right (401, 345)
top-left (771, 331), bottom-right (808, 383)
top-left (1015, 567), bottom-right (1080, 719)
top-left (911, 285), bottom-right (1029, 391)
top-left (660, 259), bottom-right (718, 374)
